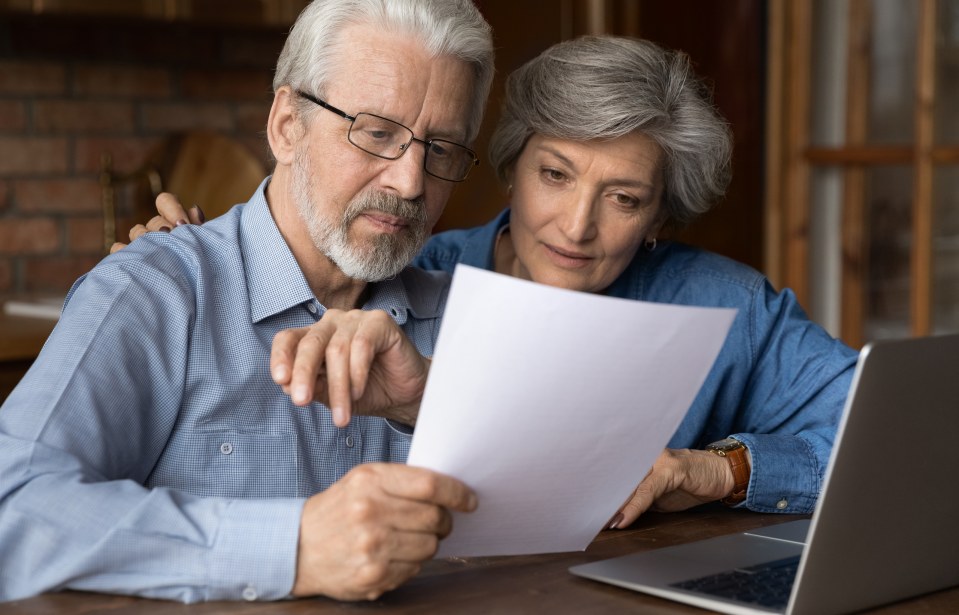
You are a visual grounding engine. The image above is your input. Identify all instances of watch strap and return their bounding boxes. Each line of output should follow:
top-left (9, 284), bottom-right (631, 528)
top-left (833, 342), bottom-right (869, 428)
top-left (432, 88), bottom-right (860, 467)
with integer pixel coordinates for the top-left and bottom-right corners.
top-left (707, 440), bottom-right (750, 505)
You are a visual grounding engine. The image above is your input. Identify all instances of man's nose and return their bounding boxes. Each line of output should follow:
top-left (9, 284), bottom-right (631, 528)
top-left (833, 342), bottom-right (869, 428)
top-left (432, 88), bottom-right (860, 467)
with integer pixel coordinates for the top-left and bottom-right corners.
top-left (380, 142), bottom-right (426, 201)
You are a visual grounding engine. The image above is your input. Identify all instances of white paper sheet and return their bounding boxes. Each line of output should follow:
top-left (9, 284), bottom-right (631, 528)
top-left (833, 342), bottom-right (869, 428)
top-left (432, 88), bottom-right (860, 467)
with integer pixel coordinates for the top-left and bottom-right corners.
top-left (406, 265), bottom-right (736, 557)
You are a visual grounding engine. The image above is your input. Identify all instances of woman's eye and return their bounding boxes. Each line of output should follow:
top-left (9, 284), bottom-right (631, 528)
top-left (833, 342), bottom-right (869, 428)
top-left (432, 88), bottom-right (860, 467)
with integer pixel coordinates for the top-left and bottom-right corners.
top-left (542, 168), bottom-right (566, 182)
top-left (612, 193), bottom-right (640, 208)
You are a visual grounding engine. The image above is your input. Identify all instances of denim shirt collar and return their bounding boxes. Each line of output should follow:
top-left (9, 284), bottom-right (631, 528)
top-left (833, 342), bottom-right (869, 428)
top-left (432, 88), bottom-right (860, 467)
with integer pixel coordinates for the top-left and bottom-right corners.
top-left (460, 207), bottom-right (511, 270)
top-left (605, 243), bottom-right (659, 300)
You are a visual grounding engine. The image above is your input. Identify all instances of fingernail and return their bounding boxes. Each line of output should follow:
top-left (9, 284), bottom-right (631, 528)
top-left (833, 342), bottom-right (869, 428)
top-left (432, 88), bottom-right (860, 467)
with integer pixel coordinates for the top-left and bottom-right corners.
top-left (192, 205), bottom-right (206, 223)
top-left (293, 384), bottom-right (309, 405)
top-left (467, 493), bottom-right (478, 511)
top-left (159, 225), bottom-right (171, 233)
top-left (272, 364), bottom-right (288, 382)
top-left (332, 407), bottom-right (347, 426)
top-left (175, 219), bottom-right (188, 226)
top-left (607, 513), bottom-right (624, 530)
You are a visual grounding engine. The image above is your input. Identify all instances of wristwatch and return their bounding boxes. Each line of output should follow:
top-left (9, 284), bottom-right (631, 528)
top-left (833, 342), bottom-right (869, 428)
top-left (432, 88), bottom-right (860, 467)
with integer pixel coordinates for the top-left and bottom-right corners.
top-left (706, 437), bottom-right (750, 505)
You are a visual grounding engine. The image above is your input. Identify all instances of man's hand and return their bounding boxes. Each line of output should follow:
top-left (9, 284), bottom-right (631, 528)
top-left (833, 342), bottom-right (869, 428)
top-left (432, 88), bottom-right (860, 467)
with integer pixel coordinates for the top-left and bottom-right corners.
top-left (271, 309), bottom-right (430, 427)
top-left (293, 463), bottom-right (476, 601)
top-left (609, 448), bottom-right (738, 528)
top-left (109, 193), bottom-right (205, 253)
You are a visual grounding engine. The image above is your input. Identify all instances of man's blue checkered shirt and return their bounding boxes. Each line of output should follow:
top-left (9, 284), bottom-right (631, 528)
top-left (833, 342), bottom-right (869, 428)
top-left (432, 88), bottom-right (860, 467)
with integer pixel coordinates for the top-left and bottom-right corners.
top-left (0, 179), bottom-right (451, 603)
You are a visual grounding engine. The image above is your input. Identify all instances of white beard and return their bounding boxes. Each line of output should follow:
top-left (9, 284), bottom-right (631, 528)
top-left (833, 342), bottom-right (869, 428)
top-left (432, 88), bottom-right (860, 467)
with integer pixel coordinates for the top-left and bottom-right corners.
top-left (291, 147), bottom-right (429, 282)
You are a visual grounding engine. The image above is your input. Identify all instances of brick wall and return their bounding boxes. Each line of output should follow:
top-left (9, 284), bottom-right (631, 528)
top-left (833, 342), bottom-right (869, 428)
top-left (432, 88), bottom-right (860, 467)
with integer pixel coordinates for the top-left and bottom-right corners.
top-left (0, 13), bottom-right (286, 297)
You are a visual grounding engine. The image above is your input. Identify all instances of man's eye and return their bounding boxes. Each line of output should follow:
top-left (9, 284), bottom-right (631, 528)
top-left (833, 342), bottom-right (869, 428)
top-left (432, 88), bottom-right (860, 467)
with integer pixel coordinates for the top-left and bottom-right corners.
top-left (429, 142), bottom-right (450, 158)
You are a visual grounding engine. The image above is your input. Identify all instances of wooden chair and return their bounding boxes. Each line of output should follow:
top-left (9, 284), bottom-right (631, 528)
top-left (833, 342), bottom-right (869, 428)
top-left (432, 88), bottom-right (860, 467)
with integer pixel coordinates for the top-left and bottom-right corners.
top-left (145, 131), bottom-right (267, 219)
top-left (101, 131), bottom-right (267, 252)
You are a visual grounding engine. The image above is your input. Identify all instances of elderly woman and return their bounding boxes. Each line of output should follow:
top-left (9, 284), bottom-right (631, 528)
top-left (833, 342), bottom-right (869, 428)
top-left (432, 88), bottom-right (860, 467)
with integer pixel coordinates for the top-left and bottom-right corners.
top-left (415, 36), bottom-right (857, 526)
top-left (135, 36), bottom-right (857, 527)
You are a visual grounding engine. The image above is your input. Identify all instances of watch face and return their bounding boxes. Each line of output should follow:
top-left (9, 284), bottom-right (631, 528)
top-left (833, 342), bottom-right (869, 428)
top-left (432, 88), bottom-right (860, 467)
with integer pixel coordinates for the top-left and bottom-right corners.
top-left (707, 437), bottom-right (743, 452)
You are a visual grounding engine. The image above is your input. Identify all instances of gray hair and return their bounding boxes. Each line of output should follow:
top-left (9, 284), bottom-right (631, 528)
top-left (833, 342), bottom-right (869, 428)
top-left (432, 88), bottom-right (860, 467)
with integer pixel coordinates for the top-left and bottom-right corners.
top-left (274, 0), bottom-right (494, 143)
top-left (489, 36), bottom-right (732, 226)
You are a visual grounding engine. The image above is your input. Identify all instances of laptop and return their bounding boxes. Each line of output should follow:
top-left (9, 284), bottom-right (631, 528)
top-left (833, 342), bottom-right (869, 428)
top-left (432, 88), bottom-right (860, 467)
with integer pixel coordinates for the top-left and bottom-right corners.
top-left (570, 333), bottom-right (959, 614)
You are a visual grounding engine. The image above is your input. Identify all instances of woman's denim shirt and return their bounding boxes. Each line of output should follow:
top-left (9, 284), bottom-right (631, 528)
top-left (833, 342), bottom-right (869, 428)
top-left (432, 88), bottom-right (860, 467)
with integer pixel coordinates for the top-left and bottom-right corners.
top-left (414, 208), bottom-right (858, 514)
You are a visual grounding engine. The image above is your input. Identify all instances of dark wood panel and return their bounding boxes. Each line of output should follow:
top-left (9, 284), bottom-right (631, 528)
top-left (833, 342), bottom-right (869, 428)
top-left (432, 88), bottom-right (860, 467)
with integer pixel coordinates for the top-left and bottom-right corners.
top-left (435, 2), bottom-right (565, 234)
top-left (638, 0), bottom-right (767, 272)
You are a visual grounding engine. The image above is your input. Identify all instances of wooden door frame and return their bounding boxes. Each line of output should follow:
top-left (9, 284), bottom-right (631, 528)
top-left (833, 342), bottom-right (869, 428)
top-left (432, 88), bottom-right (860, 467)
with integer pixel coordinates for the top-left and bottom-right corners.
top-left (765, 0), bottom-right (950, 344)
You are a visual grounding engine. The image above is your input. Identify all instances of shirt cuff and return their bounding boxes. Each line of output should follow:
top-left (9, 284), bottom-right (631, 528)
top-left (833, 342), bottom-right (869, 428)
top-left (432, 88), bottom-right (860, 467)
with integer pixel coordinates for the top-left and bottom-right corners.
top-left (732, 433), bottom-right (821, 514)
top-left (206, 497), bottom-right (306, 601)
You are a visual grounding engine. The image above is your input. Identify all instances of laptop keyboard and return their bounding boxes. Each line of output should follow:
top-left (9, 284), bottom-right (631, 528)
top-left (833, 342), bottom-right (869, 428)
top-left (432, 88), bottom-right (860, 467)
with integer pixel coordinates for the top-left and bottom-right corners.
top-left (669, 554), bottom-right (801, 610)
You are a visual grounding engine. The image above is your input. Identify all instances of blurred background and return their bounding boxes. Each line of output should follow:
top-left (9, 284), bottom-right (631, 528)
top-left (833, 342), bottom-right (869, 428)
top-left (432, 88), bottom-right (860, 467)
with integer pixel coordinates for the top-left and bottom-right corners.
top-left (1, 0), bottom-right (958, 399)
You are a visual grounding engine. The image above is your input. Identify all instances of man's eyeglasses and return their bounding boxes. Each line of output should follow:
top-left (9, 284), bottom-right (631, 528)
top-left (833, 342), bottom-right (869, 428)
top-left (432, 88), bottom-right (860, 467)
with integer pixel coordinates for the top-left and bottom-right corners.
top-left (296, 91), bottom-right (479, 183)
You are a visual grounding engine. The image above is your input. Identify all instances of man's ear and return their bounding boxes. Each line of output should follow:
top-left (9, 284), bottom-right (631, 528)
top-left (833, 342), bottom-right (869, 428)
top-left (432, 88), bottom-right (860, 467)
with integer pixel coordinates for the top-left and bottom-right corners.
top-left (267, 86), bottom-right (300, 166)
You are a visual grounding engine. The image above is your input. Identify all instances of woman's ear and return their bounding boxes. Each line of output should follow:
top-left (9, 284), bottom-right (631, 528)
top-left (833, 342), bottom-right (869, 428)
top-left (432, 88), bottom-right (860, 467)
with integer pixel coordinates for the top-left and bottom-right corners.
top-left (642, 198), bottom-right (670, 244)
top-left (504, 167), bottom-right (515, 196)
top-left (652, 212), bottom-right (669, 238)
top-left (267, 86), bottom-right (299, 167)
top-left (647, 209), bottom-right (671, 244)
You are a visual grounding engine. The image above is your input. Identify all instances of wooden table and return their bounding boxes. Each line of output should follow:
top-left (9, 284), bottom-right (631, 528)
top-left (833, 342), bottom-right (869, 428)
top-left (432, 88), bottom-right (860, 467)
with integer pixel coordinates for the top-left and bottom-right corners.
top-left (4, 506), bottom-right (958, 614)
top-left (0, 310), bottom-right (55, 362)
top-left (0, 307), bottom-right (56, 402)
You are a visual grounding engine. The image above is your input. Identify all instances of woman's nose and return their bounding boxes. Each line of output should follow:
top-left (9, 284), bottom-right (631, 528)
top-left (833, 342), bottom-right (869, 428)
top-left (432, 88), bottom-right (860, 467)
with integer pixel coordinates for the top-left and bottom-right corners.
top-left (558, 193), bottom-right (598, 242)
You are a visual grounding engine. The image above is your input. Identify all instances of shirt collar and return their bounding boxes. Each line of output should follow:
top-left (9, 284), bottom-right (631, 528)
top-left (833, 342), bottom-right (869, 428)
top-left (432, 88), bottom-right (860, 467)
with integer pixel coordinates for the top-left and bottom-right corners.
top-left (240, 178), bottom-right (316, 323)
top-left (605, 240), bottom-right (665, 299)
top-left (459, 207), bottom-right (511, 270)
top-left (239, 178), bottom-right (439, 325)
top-left (364, 274), bottom-right (414, 325)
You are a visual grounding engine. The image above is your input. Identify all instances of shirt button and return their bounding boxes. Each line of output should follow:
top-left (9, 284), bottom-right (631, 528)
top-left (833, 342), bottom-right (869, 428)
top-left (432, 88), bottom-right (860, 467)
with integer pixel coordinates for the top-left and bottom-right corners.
top-left (306, 302), bottom-right (318, 314)
top-left (345, 435), bottom-right (355, 448)
top-left (220, 442), bottom-right (233, 455)
top-left (241, 585), bottom-right (258, 601)
top-left (776, 498), bottom-right (788, 510)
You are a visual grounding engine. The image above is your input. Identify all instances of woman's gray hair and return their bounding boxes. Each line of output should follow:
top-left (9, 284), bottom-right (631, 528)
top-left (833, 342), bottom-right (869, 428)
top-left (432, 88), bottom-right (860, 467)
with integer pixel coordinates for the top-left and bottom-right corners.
top-left (489, 36), bottom-right (732, 226)
top-left (274, 0), bottom-right (494, 143)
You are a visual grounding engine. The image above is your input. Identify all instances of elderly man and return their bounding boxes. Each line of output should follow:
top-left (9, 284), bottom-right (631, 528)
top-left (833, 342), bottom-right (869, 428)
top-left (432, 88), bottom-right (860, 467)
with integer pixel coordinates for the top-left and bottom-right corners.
top-left (0, 0), bottom-right (494, 604)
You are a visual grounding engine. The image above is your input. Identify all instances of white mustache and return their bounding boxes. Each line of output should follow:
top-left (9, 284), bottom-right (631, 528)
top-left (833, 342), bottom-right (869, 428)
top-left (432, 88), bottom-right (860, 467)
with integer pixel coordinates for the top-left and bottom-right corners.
top-left (344, 192), bottom-right (426, 227)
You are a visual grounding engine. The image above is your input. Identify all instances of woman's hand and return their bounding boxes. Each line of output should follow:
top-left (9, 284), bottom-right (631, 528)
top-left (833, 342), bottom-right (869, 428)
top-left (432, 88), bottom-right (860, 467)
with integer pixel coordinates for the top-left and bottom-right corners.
top-left (109, 193), bottom-right (206, 253)
top-left (608, 448), bottom-right (738, 528)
